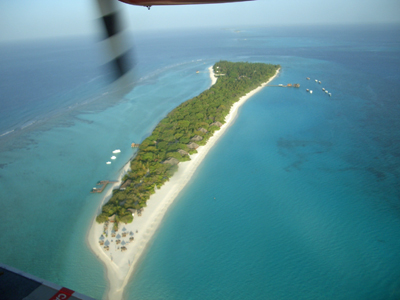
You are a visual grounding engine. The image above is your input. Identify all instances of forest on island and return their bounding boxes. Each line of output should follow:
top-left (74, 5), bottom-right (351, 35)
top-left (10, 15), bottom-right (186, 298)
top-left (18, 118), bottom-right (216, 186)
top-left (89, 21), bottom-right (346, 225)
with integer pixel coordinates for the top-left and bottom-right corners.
top-left (96, 61), bottom-right (280, 227)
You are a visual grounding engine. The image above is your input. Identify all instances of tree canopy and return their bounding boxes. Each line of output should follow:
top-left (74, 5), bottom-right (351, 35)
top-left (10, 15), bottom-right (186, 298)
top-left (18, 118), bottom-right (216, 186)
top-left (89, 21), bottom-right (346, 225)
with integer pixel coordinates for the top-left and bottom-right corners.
top-left (96, 61), bottom-right (280, 224)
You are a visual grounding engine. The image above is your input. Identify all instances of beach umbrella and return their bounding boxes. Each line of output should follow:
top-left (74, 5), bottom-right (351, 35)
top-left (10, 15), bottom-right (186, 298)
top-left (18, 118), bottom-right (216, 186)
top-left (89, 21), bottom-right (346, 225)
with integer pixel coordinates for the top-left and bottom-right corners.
top-left (100, 235), bottom-right (105, 240)
top-left (105, 240), bottom-right (110, 246)
top-left (122, 227), bottom-right (126, 232)
top-left (117, 234), bottom-right (121, 239)
top-left (121, 240), bottom-right (126, 246)
top-left (130, 231), bottom-right (133, 236)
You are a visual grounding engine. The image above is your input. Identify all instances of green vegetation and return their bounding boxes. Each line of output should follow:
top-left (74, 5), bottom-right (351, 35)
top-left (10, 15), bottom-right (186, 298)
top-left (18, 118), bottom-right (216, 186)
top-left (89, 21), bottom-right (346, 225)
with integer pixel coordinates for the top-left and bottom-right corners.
top-left (96, 61), bottom-right (280, 224)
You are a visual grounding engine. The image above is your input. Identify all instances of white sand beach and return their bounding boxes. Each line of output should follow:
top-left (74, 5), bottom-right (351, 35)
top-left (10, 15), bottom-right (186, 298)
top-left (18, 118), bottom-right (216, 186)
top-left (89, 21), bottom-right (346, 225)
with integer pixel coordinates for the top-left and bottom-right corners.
top-left (209, 66), bottom-right (217, 87)
top-left (87, 66), bottom-right (280, 300)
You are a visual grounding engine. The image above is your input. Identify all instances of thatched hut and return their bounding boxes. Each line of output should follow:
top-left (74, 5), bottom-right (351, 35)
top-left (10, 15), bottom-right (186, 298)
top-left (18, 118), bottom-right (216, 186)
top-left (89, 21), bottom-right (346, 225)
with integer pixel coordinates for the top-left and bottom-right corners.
top-left (191, 135), bottom-right (203, 142)
top-left (198, 127), bottom-right (208, 133)
top-left (210, 121), bottom-right (222, 127)
top-left (121, 246), bottom-right (127, 252)
top-left (187, 142), bottom-right (199, 149)
top-left (163, 157), bottom-right (180, 165)
top-left (177, 149), bottom-right (189, 156)
top-left (137, 208), bottom-right (143, 216)
top-left (120, 179), bottom-right (132, 191)
top-left (108, 214), bottom-right (116, 223)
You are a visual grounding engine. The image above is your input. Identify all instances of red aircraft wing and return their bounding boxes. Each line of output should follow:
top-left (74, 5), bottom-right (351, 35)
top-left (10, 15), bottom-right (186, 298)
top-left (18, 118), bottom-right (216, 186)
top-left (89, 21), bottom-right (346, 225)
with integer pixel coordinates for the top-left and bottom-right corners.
top-left (120, 0), bottom-right (251, 6)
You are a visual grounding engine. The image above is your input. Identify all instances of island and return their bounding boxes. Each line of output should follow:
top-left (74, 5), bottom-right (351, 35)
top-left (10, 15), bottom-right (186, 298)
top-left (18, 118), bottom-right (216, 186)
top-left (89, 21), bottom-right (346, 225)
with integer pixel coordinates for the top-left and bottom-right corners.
top-left (88, 61), bottom-right (280, 300)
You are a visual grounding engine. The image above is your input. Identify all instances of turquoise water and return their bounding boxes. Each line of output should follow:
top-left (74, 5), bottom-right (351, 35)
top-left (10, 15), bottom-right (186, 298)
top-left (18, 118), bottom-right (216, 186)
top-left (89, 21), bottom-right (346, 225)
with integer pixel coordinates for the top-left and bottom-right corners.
top-left (125, 57), bottom-right (400, 300)
top-left (0, 25), bottom-right (400, 299)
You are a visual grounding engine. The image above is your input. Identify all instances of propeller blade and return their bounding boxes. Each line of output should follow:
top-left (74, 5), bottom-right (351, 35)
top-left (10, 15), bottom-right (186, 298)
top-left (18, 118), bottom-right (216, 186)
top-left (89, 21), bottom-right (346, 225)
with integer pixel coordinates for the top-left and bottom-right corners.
top-left (96, 0), bottom-right (135, 82)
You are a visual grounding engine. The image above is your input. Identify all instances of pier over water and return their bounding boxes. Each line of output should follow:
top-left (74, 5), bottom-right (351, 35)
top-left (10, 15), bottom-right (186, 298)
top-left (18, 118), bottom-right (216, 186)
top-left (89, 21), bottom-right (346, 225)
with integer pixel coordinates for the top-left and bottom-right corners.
top-left (91, 180), bottom-right (118, 193)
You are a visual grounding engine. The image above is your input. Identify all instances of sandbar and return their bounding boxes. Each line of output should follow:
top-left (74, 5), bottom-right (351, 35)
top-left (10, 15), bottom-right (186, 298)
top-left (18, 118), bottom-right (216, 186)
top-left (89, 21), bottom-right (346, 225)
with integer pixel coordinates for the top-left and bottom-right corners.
top-left (87, 65), bottom-right (280, 300)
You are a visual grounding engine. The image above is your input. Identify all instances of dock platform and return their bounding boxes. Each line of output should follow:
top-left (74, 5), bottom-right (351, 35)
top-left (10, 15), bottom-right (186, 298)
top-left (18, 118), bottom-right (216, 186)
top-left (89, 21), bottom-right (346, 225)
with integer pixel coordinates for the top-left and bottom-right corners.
top-left (267, 83), bottom-right (300, 88)
top-left (91, 180), bottom-right (118, 193)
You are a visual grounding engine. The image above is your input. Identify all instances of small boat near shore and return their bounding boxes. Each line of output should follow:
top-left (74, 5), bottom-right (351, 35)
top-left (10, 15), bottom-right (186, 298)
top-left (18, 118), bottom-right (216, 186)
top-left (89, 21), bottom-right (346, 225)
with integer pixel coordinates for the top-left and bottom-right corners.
top-left (112, 149), bottom-right (121, 154)
top-left (310, 90), bottom-right (313, 94)
top-left (322, 88), bottom-right (325, 91)
top-left (111, 156), bottom-right (117, 160)
top-left (306, 89), bottom-right (310, 92)
top-left (306, 77), bottom-right (310, 80)
top-left (106, 161), bottom-right (111, 165)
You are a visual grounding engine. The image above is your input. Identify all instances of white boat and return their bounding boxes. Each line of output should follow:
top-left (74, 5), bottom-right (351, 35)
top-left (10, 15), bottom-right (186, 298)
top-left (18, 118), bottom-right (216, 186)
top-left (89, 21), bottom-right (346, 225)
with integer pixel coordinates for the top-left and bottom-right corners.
top-left (319, 81), bottom-right (321, 84)
top-left (310, 90), bottom-right (313, 94)
top-left (112, 149), bottom-right (121, 154)
top-left (106, 161), bottom-right (111, 164)
top-left (322, 88), bottom-right (325, 91)
top-left (329, 93), bottom-right (332, 97)
top-left (111, 156), bottom-right (117, 160)
top-left (325, 90), bottom-right (328, 94)
top-left (315, 79), bottom-right (318, 82)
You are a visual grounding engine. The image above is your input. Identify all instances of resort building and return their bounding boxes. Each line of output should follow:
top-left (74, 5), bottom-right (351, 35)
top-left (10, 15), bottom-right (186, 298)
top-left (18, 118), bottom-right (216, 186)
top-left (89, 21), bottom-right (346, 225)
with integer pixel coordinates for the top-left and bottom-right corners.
top-left (210, 121), bottom-right (223, 127)
top-left (187, 142), bottom-right (199, 149)
top-left (120, 180), bottom-right (132, 191)
top-left (163, 157), bottom-right (180, 165)
top-left (177, 149), bottom-right (189, 156)
top-left (198, 127), bottom-right (208, 133)
top-left (191, 135), bottom-right (203, 142)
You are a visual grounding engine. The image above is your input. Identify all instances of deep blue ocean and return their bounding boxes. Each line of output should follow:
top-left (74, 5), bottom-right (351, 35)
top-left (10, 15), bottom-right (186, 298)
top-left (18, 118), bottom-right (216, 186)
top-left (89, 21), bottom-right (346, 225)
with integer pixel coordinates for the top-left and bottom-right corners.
top-left (0, 25), bottom-right (400, 300)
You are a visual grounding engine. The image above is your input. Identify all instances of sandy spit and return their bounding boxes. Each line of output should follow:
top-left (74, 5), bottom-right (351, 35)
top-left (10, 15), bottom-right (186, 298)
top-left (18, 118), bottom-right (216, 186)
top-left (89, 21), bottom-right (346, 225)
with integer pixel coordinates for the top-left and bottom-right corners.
top-left (87, 66), bottom-right (280, 300)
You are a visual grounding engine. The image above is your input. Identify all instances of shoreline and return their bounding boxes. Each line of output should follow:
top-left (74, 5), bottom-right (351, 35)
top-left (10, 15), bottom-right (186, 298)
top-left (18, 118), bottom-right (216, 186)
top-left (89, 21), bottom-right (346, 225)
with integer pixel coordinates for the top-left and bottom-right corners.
top-left (87, 65), bottom-right (280, 300)
top-left (208, 66), bottom-right (217, 87)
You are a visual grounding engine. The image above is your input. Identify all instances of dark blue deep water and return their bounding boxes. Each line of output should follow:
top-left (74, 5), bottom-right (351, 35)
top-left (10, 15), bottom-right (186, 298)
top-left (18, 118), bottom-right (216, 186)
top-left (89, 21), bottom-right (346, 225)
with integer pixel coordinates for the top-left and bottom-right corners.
top-left (0, 25), bottom-right (399, 299)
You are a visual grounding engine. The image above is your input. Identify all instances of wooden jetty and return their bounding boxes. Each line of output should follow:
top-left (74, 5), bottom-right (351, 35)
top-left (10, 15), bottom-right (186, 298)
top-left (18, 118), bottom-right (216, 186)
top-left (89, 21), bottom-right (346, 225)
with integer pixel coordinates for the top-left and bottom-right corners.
top-left (91, 180), bottom-right (118, 193)
top-left (267, 83), bottom-right (300, 88)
